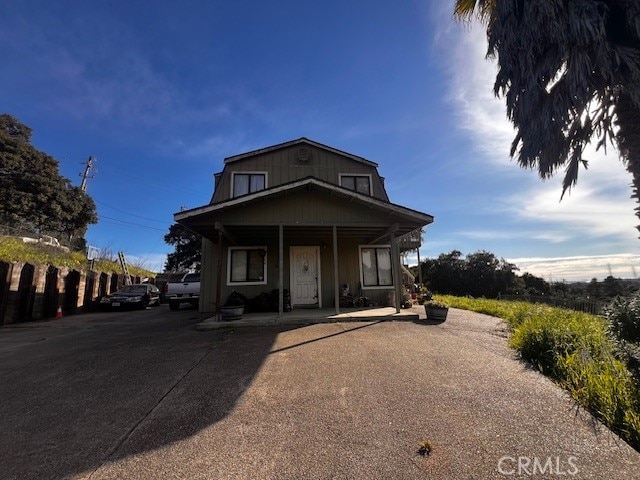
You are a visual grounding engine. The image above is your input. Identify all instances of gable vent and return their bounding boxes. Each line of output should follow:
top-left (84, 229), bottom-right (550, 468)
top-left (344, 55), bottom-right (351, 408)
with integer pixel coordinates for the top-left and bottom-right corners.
top-left (297, 147), bottom-right (311, 162)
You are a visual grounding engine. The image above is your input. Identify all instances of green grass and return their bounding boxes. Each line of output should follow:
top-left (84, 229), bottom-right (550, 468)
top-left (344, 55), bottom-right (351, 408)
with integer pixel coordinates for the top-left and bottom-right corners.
top-left (438, 295), bottom-right (640, 451)
top-left (0, 237), bottom-right (155, 277)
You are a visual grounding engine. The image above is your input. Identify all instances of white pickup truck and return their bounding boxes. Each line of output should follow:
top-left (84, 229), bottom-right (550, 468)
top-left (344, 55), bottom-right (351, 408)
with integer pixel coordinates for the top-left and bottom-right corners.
top-left (165, 272), bottom-right (200, 310)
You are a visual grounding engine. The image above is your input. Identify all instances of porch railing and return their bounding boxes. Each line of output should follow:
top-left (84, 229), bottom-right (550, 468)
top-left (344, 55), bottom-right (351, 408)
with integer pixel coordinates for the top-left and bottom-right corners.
top-left (397, 228), bottom-right (422, 252)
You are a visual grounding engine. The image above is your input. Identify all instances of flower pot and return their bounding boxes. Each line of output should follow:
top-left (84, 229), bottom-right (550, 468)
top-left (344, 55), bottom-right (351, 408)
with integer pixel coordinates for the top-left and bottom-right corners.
top-left (425, 305), bottom-right (448, 322)
top-left (220, 305), bottom-right (244, 321)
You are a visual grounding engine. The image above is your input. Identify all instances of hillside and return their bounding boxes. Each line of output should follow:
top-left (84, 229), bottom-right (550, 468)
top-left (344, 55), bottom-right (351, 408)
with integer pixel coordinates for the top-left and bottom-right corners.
top-left (0, 237), bottom-right (156, 277)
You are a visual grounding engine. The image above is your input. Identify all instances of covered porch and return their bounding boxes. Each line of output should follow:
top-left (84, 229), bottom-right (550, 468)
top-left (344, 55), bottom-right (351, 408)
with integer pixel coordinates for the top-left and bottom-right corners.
top-left (195, 305), bottom-right (424, 330)
top-left (174, 177), bottom-right (434, 319)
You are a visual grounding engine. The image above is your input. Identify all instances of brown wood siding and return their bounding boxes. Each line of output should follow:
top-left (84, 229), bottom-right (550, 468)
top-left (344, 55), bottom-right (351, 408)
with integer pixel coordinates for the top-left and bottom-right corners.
top-left (212, 144), bottom-right (388, 204)
top-left (214, 190), bottom-right (397, 227)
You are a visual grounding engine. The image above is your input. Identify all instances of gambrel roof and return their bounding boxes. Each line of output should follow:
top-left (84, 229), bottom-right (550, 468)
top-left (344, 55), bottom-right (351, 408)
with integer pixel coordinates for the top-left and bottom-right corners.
top-left (223, 137), bottom-right (379, 168)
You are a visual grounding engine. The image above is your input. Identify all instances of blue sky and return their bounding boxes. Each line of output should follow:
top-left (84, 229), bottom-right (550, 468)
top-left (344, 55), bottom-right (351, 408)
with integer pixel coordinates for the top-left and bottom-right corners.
top-left (2, 1), bottom-right (638, 281)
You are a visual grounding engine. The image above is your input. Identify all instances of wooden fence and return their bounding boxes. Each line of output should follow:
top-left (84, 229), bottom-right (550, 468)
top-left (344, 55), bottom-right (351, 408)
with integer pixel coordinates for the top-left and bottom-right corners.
top-left (0, 261), bottom-right (154, 326)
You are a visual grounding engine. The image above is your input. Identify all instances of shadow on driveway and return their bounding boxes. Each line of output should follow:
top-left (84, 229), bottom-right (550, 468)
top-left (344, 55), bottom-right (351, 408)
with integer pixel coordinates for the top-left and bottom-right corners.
top-left (0, 310), bottom-right (278, 479)
top-left (0, 309), bottom-right (383, 479)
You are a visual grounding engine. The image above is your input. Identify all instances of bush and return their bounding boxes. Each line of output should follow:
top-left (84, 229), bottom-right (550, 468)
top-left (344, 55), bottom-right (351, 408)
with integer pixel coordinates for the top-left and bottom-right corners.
top-left (606, 293), bottom-right (640, 344)
top-left (605, 293), bottom-right (640, 384)
top-left (510, 309), bottom-right (611, 378)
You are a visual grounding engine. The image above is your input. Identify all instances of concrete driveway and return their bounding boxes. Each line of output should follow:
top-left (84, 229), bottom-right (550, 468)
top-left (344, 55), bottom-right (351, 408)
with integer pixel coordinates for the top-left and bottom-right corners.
top-left (0, 306), bottom-right (638, 479)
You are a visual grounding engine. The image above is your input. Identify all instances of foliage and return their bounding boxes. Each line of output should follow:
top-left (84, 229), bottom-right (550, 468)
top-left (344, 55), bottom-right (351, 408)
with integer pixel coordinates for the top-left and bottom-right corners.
top-left (605, 293), bottom-right (640, 382)
top-left (164, 223), bottom-right (201, 272)
top-left (0, 114), bottom-right (97, 244)
top-left (0, 236), bottom-right (154, 277)
top-left (519, 272), bottom-right (550, 296)
top-left (418, 250), bottom-right (518, 298)
top-left (424, 299), bottom-right (449, 309)
top-left (454, 1), bottom-right (640, 230)
top-left (438, 294), bottom-right (640, 450)
top-left (606, 292), bottom-right (640, 344)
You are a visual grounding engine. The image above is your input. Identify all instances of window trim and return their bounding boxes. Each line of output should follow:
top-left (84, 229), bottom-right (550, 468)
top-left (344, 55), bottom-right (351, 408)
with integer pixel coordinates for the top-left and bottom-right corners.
top-left (338, 173), bottom-right (373, 196)
top-left (230, 171), bottom-right (268, 198)
top-left (227, 246), bottom-right (268, 286)
top-left (358, 244), bottom-right (394, 290)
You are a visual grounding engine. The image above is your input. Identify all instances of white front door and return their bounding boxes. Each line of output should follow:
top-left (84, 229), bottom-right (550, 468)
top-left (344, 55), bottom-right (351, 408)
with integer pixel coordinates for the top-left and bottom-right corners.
top-left (290, 246), bottom-right (320, 307)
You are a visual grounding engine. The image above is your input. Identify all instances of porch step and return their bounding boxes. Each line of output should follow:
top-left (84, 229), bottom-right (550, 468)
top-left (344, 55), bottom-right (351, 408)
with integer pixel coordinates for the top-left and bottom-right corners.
top-left (195, 308), bottom-right (419, 330)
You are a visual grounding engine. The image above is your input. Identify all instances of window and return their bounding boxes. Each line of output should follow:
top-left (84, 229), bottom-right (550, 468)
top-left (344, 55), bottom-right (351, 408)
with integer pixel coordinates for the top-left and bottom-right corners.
top-left (359, 246), bottom-right (393, 288)
top-left (232, 172), bottom-right (266, 197)
top-left (228, 247), bottom-right (267, 285)
top-left (339, 174), bottom-right (371, 195)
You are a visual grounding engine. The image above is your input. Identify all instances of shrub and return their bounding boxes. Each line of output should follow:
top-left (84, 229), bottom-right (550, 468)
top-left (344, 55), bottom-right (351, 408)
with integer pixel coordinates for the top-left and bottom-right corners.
top-left (606, 293), bottom-right (640, 344)
top-left (424, 299), bottom-right (449, 309)
top-left (509, 309), bottom-right (611, 378)
top-left (605, 293), bottom-right (640, 384)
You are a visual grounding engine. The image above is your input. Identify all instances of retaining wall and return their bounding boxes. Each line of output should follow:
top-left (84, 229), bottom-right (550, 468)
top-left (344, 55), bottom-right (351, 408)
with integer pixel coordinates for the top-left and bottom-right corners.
top-left (0, 261), bottom-right (153, 326)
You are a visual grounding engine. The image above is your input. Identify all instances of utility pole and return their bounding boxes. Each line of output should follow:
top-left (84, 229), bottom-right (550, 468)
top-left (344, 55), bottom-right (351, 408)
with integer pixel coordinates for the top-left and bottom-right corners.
top-left (79, 156), bottom-right (96, 192)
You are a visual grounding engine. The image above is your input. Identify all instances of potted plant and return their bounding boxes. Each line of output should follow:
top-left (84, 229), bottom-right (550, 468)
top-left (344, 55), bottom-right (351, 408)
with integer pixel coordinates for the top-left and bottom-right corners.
top-left (424, 299), bottom-right (449, 322)
top-left (417, 289), bottom-right (433, 305)
top-left (220, 291), bottom-right (246, 321)
top-left (220, 304), bottom-right (244, 321)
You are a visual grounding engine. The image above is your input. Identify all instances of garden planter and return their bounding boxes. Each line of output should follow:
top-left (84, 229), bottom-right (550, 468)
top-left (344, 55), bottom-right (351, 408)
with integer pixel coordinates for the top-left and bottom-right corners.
top-left (425, 305), bottom-right (448, 322)
top-left (220, 305), bottom-right (244, 321)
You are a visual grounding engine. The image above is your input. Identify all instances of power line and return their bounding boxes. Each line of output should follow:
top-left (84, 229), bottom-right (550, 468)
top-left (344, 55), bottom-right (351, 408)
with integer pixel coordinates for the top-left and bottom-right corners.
top-left (95, 199), bottom-right (171, 224)
top-left (98, 215), bottom-right (168, 232)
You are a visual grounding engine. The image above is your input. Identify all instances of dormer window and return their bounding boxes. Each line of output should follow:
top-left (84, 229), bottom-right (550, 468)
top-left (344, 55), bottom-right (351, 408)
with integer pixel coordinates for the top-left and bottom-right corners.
top-left (232, 172), bottom-right (267, 197)
top-left (339, 174), bottom-right (371, 195)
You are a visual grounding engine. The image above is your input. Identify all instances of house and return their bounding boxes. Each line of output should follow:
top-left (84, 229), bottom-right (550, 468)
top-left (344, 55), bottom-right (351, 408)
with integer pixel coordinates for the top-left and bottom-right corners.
top-left (174, 138), bottom-right (434, 317)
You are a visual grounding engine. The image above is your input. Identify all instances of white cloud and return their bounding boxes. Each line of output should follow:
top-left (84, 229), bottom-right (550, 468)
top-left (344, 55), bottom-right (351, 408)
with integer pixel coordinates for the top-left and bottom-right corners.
top-left (434, 4), bottom-right (639, 250)
top-left (434, 12), bottom-right (515, 169)
top-left (508, 254), bottom-right (640, 282)
top-left (458, 229), bottom-right (570, 243)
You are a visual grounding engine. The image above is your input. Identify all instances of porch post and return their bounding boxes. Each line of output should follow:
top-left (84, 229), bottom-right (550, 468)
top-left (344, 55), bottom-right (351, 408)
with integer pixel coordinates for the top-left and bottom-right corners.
top-left (216, 230), bottom-right (223, 320)
top-left (333, 225), bottom-right (339, 314)
top-left (391, 234), bottom-right (402, 314)
top-left (278, 224), bottom-right (284, 316)
top-left (416, 247), bottom-right (423, 288)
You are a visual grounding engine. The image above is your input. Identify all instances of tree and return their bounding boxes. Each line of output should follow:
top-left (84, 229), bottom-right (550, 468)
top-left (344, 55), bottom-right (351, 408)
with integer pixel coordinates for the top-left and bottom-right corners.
top-left (454, 1), bottom-right (640, 231)
top-left (521, 272), bottom-right (551, 295)
top-left (164, 223), bottom-right (201, 272)
top-left (427, 250), bottom-right (466, 295)
top-left (0, 114), bottom-right (97, 244)
top-left (419, 249), bottom-right (518, 298)
top-left (586, 277), bottom-right (602, 298)
top-left (603, 275), bottom-right (625, 298)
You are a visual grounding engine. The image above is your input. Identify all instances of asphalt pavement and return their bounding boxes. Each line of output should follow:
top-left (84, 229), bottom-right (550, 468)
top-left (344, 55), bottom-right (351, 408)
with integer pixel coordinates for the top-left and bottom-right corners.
top-left (0, 305), bottom-right (638, 479)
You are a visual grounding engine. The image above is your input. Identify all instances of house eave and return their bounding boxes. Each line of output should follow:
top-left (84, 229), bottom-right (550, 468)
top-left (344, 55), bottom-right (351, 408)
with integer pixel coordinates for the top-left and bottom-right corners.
top-left (175, 177), bottom-right (434, 225)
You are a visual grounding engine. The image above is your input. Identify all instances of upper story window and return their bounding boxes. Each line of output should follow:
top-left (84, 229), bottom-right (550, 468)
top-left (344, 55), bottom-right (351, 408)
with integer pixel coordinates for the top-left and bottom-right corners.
top-left (339, 174), bottom-right (371, 195)
top-left (232, 172), bottom-right (267, 197)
